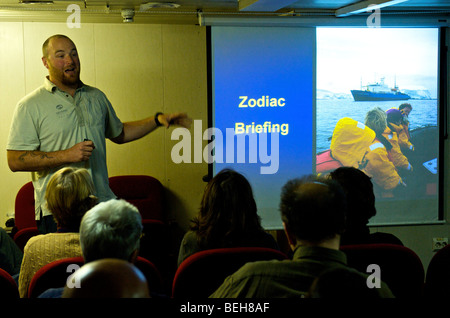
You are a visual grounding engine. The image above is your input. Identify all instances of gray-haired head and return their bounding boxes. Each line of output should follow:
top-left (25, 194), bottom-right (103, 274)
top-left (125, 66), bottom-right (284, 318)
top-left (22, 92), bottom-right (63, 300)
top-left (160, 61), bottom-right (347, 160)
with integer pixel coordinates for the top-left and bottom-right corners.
top-left (80, 199), bottom-right (143, 263)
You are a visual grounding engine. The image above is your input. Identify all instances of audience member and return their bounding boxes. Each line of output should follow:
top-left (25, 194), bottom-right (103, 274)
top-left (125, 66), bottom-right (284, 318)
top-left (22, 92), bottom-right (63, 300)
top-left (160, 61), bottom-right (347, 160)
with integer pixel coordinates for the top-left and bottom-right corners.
top-left (39, 199), bottom-right (152, 298)
top-left (307, 267), bottom-right (392, 298)
top-left (177, 169), bottom-right (278, 266)
top-left (210, 174), bottom-right (394, 298)
top-left (18, 167), bottom-right (97, 297)
top-left (0, 227), bottom-right (23, 278)
top-left (79, 198), bottom-right (143, 263)
top-left (62, 258), bottom-right (150, 298)
top-left (328, 167), bottom-right (403, 246)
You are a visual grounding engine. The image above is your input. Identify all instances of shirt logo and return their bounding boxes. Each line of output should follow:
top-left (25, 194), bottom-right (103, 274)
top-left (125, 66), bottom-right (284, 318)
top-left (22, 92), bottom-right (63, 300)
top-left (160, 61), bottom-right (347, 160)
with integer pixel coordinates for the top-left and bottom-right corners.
top-left (56, 104), bottom-right (68, 118)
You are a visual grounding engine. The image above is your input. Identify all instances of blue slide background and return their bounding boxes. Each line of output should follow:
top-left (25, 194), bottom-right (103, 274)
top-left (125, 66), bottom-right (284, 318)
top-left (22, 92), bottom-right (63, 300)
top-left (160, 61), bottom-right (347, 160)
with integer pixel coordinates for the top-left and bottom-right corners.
top-left (212, 27), bottom-right (316, 229)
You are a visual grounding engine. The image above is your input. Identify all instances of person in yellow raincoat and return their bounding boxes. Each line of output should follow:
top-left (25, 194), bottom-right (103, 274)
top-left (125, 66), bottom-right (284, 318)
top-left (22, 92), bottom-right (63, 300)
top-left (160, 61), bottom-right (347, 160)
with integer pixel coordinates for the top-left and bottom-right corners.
top-left (384, 108), bottom-right (413, 172)
top-left (362, 107), bottom-right (405, 191)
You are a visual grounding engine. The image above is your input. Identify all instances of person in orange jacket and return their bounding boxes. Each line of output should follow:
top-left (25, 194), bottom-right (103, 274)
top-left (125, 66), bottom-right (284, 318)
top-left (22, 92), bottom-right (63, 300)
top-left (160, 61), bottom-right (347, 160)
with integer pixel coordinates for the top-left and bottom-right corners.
top-left (384, 108), bottom-right (413, 172)
top-left (398, 103), bottom-right (414, 152)
top-left (362, 107), bottom-right (405, 192)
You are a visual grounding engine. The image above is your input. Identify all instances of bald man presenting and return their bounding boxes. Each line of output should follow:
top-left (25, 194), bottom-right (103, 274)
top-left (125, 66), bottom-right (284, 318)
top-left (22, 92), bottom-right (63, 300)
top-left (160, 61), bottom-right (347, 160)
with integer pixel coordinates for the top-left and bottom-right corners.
top-left (7, 34), bottom-right (191, 233)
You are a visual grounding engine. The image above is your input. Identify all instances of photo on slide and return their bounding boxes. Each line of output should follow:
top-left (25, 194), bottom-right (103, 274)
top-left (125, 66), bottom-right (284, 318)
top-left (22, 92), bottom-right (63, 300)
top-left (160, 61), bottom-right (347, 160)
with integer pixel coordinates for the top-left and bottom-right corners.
top-left (315, 28), bottom-right (440, 224)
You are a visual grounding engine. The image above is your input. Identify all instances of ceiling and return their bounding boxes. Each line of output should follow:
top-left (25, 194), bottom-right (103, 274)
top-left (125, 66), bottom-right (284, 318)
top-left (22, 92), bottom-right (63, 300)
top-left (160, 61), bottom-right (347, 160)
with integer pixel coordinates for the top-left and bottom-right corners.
top-left (0, 0), bottom-right (449, 24)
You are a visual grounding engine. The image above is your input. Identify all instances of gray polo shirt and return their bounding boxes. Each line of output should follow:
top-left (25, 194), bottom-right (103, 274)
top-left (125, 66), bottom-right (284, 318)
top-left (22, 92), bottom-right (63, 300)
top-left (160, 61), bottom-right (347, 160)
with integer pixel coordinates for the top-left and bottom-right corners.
top-left (7, 77), bottom-right (123, 219)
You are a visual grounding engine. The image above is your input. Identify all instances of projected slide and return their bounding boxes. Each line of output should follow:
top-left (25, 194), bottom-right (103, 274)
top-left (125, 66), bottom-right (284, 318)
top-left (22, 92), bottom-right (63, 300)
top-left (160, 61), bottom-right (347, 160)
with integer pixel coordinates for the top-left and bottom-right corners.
top-left (315, 28), bottom-right (439, 225)
top-left (211, 26), bottom-right (440, 228)
top-left (212, 27), bottom-right (315, 229)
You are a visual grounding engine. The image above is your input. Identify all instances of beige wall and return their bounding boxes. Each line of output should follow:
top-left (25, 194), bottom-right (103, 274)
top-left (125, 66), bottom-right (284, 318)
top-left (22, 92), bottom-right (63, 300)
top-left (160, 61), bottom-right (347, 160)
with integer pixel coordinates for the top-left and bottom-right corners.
top-left (0, 22), bottom-right (208, 234)
top-left (0, 20), bottom-right (448, 271)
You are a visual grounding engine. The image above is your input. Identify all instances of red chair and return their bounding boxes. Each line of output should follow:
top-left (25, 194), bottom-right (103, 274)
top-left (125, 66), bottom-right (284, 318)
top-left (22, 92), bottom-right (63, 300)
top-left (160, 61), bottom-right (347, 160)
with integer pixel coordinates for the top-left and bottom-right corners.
top-left (0, 268), bottom-right (19, 299)
top-left (13, 182), bottom-right (39, 251)
top-left (28, 256), bottom-right (85, 298)
top-left (14, 182), bottom-right (36, 230)
top-left (172, 247), bottom-right (288, 298)
top-left (424, 244), bottom-right (450, 298)
top-left (28, 256), bottom-right (163, 298)
top-left (134, 256), bottom-right (165, 295)
top-left (13, 228), bottom-right (40, 252)
top-left (108, 175), bottom-right (171, 272)
top-left (108, 175), bottom-right (165, 222)
top-left (340, 244), bottom-right (425, 298)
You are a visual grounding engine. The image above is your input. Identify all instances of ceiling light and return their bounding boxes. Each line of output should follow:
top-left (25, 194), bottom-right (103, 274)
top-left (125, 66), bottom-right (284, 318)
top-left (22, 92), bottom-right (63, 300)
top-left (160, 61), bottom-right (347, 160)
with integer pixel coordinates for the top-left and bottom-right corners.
top-left (336, 0), bottom-right (409, 17)
top-left (19, 0), bottom-right (54, 4)
top-left (121, 8), bottom-right (134, 22)
top-left (139, 2), bottom-right (180, 11)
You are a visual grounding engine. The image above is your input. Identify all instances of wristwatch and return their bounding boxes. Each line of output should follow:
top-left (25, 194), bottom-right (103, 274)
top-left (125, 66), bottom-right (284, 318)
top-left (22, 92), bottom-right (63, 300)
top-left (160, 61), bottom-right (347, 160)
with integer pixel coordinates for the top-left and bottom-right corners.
top-left (154, 112), bottom-right (163, 127)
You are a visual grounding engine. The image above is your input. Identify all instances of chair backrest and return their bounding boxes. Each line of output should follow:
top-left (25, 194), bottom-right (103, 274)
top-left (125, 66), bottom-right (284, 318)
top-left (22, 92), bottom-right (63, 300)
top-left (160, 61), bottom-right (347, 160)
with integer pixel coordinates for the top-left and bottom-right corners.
top-left (109, 175), bottom-right (165, 222)
top-left (28, 256), bottom-right (85, 298)
top-left (28, 256), bottom-right (165, 298)
top-left (425, 244), bottom-right (450, 298)
top-left (0, 268), bottom-right (19, 299)
top-left (14, 181), bottom-right (36, 230)
top-left (135, 256), bottom-right (165, 295)
top-left (13, 227), bottom-right (41, 252)
top-left (172, 247), bottom-right (288, 298)
top-left (340, 244), bottom-right (425, 298)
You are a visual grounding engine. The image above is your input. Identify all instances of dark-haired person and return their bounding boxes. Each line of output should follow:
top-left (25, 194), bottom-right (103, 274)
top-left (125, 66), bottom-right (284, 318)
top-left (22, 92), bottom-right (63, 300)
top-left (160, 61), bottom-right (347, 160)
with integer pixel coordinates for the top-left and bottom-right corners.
top-left (383, 108), bottom-right (413, 173)
top-left (0, 227), bottom-right (23, 278)
top-left (7, 34), bottom-right (191, 234)
top-left (398, 103), bottom-right (414, 153)
top-left (328, 166), bottom-right (403, 246)
top-left (307, 267), bottom-right (389, 299)
top-left (177, 169), bottom-right (278, 266)
top-left (210, 174), bottom-right (394, 298)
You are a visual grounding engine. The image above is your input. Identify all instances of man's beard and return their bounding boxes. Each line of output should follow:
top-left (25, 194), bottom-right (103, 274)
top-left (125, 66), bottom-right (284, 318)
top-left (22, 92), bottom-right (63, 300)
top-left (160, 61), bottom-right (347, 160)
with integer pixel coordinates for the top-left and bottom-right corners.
top-left (61, 67), bottom-right (80, 86)
top-left (48, 63), bottom-right (81, 87)
top-left (62, 73), bottom-right (80, 86)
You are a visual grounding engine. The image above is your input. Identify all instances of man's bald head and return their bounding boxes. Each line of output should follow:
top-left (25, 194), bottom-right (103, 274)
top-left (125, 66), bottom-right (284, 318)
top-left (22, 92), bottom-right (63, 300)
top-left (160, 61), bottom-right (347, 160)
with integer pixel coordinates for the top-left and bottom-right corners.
top-left (62, 258), bottom-right (150, 298)
top-left (42, 34), bottom-right (76, 58)
top-left (280, 175), bottom-right (347, 244)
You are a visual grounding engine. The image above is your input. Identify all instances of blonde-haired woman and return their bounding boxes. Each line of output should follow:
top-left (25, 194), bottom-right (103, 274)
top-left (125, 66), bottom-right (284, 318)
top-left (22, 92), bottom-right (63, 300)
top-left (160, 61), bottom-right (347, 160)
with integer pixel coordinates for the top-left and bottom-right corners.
top-left (362, 107), bottom-right (405, 193)
top-left (45, 167), bottom-right (97, 232)
top-left (18, 167), bottom-right (97, 297)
